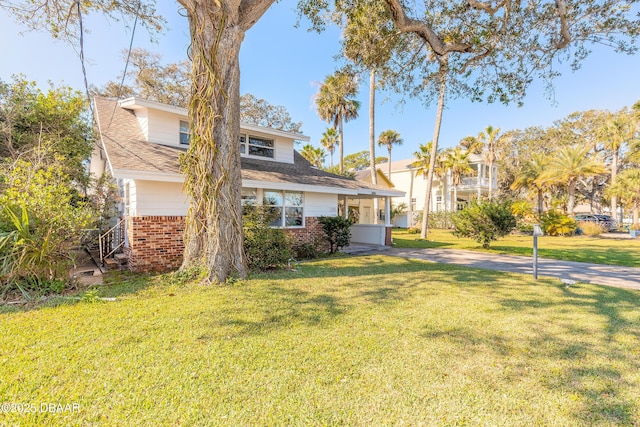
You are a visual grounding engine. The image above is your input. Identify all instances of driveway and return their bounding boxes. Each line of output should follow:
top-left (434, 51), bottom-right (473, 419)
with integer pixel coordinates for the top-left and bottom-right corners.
top-left (356, 246), bottom-right (640, 291)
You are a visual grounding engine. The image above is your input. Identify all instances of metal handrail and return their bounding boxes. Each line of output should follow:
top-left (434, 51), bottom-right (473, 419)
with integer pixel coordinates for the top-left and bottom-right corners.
top-left (98, 218), bottom-right (125, 265)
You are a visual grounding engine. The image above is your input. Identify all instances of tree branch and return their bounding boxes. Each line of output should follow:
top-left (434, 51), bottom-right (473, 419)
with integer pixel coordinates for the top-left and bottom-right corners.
top-left (239, 0), bottom-right (275, 31)
top-left (383, 0), bottom-right (472, 55)
top-left (553, 0), bottom-right (571, 49)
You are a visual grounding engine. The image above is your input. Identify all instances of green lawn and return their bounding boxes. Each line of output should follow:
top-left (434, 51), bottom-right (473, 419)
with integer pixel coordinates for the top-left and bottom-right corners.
top-left (393, 228), bottom-right (640, 267)
top-left (2, 256), bottom-right (640, 426)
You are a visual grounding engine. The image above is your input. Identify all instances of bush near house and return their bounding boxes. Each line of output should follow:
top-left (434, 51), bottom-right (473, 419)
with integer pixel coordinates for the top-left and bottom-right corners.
top-left (452, 199), bottom-right (517, 249)
top-left (243, 205), bottom-right (294, 271)
top-left (319, 216), bottom-right (353, 254)
top-left (0, 157), bottom-right (96, 299)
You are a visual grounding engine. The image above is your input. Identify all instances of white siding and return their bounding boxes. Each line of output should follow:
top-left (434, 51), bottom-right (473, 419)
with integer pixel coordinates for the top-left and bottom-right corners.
top-left (134, 180), bottom-right (190, 216)
top-left (274, 138), bottom-right (294, 163)
top-left (305, 192), bottom-right (338, 217)
top-left (135, 109), bottom-right (149, 140)
top-left (147, 109), bottom-right (187, 146)
top-left (88, 146), bottom-right (106, 179)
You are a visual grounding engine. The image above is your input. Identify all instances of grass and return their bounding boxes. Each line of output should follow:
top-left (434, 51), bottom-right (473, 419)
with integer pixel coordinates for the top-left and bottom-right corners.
top-left (2, 256), bottom-right (640, 426)
top-left (393, 228), bottom-right (640, 267)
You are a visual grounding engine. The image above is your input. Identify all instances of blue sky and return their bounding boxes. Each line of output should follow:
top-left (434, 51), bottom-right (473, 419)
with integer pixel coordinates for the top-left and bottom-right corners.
top-left (1, 2), bottom-right (639, 162)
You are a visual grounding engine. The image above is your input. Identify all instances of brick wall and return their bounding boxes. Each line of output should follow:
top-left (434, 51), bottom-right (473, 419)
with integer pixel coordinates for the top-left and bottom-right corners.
top-left (286, 217), bottom-right (330, 252)
top-left (127, 216), bottom-right (185, 273)
top-left (125, 216), bottom-right (329, 272)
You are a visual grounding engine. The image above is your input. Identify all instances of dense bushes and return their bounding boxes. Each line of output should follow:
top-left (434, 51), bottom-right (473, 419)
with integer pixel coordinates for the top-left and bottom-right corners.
top-left (539, 211), bottom-right (577, 236)
top-left (243, 205), bottom-right (294, 271)
top-left (452, 199), bottom-right (516, 248)
top-left (0, 157), bottom-right (96, 299)
top-left (318, 216), bottom-right (353, 254)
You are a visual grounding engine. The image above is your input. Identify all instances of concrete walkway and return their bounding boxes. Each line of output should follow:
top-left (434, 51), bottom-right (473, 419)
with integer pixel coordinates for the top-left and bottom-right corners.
top-left (345, 245), bottom-right (640, 291)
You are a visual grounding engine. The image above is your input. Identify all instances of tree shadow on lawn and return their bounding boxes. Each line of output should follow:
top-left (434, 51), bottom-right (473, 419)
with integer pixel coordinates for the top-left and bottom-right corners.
top-left (495, 283), bottom-right (640, 424)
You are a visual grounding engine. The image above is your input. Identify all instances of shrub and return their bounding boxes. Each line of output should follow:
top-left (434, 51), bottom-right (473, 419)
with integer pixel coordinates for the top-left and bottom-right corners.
top-left (243, 205), bottom-right (293, 271)
top-left (0, 157), bottom-right (96, 298)
top-left (292, 240), bottom-right (321, 260)
top-left (407, 227), bottom-right (420, 234)
top-left (576, 220), bottom-right (605, 237)
top-left (452, 199), bottom-right (517, 249)
top-left (319, 216), bottom-right (353, 254)
top-left (539, 211), bottom-right (577, 236)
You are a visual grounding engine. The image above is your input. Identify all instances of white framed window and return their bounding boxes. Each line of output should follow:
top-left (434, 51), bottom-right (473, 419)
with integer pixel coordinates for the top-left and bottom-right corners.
top-left (241, 188), bottom-right (256, 206)
top-left (263, 190), bottom-right (304, 227)
top-left (240, 135), bottom-right (246, 154)
top-left (179, 120), bottom-right (190, 145)
top-left (240, 133), bottom-right (275, 158)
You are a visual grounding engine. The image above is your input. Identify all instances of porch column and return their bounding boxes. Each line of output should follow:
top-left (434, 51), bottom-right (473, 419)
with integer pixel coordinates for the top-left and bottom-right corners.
top-left (477, 164), bottom-right (482, 199)
top-left (385, 196), bottom-right (391, 226)
top-left (342, 195), bottom-right (348, 219)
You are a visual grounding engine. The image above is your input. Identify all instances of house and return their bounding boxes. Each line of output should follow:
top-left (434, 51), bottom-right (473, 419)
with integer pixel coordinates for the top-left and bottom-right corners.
top-left (382, 155), bottom-right (498, 228)
top-left (90, 97), bottom-right (403, 272)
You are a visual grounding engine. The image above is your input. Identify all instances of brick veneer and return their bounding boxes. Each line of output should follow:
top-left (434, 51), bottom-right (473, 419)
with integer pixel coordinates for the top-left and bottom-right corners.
top-left (126, 216), bottom-right (185, 273)
top-left (285, 217), bottom-right (330, 252)
top-left (124, 215), bottom-right (329, 272)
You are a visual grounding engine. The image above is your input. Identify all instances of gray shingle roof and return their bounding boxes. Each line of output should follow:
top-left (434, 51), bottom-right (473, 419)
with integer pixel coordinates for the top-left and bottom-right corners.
top-left (94, 97), bottom-right (402, 195)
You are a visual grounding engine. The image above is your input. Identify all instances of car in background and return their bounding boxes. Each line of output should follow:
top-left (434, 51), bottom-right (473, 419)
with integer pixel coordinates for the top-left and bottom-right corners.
top-left (574, 214), bottom-right (617, 231)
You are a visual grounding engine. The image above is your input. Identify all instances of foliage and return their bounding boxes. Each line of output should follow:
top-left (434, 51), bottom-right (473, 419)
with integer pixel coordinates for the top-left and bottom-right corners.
top-left (319, 216), bottom-right (353, 254)
top-left (342, 150), bottom-right (386, 171)
top-left (538, 145), bottom-right (606, 215)
top-left (314, 69), bottom-right (360, 173)
top-left (243, 205), bottom-right (294, 271)
top-left (93, 48), bottom-right (190, 107)
top-left (240, 93), bottom-right (303, 133)
top-left (576, 221), bottom-right (605, 237)
top-left (0, 155), bottom-right (96, 297)
top-left (320, 127), bottom-right (339, 168)
top-left (299, 144), bottom-right (326, 168)
top-left (0, 76), bottom-right (92, 186)
top-left (390, 202), bottom-right (407, 220)
top-left (87, 171), bottom-right (120, 231)
top-left (322, 165), bottom-right (356, 178)
top-left (452, 199), bottom-right (517, 249)
top-left (292, 240), bottom-right (321, 260)
top-left (378, 129), bottom-right (403, 174)
top-left (539, 211), bottom-right (577, 236)
top-left (415, 210), bottom-right (454, 229)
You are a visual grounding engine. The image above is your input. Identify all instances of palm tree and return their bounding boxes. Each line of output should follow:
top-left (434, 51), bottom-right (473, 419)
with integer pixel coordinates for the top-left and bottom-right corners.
top-left (539, 145), bottom-right (607, 215)
top-left (598, 109), bottom-right (638, 220)
top-left (411, 142), bottom-right (445, 220)
top-left (510, 153), bottom-right (549, 216)
top-left (606, 168), bottom-right (640, 227)
top-left (299, 144), bottom-right (326, 169)
top-left (315, 70), bottom-right (360, 173)
top-left (378, 130), bottom-right (403, 179)
top-left (320, 127), bottom-right (338, 168)
top-left (442, 147), bottom-right (473, 211)
top-left (477, 125), bottom-right (501, 199)
top-left (459, 135), bottom-right (482, 154)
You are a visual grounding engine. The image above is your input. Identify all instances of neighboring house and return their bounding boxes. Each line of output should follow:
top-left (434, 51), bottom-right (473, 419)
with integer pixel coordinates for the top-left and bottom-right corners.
top-left (382, 155), bottom-right (498, 228)
top-left (90, 97), bottom-right (403, 272)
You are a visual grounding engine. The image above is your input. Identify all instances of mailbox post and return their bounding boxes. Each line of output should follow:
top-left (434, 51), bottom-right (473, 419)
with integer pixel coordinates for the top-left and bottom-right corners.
top-left (532, 224), bottom-right (544, 280)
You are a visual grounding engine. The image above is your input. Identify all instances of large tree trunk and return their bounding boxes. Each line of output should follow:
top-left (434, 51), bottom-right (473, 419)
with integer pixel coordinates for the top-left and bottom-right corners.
top-left (180, 4), bottom-right (250, 283)
top-left (420, 60), bottom-right (447, 239)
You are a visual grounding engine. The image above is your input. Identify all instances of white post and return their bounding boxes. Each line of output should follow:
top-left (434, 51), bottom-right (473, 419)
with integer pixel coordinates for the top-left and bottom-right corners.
top-left (385, 196), bottom-right (391, 226)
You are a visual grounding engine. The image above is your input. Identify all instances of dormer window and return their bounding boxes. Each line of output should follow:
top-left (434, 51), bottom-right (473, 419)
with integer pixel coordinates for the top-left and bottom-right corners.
top-left (239, 133), bottom-right (274, 158)
top-left (179, 120), bottom-right (190, 145)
